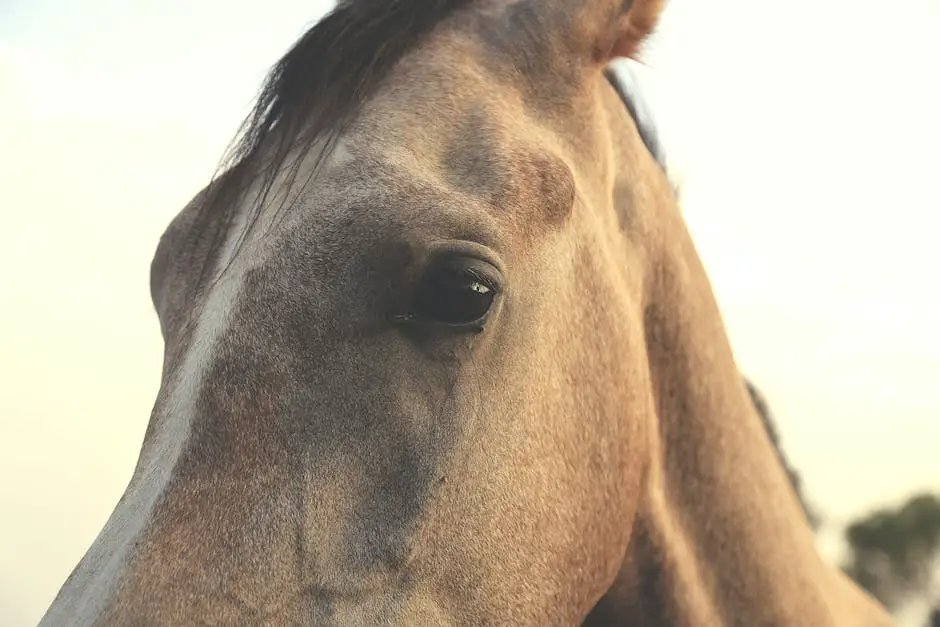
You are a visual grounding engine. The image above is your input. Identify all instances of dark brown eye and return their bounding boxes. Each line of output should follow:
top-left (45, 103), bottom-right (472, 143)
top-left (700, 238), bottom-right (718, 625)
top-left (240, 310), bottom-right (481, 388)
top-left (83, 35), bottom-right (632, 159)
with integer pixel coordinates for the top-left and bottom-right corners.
top-left (413, 259), bottom-right (499, 328)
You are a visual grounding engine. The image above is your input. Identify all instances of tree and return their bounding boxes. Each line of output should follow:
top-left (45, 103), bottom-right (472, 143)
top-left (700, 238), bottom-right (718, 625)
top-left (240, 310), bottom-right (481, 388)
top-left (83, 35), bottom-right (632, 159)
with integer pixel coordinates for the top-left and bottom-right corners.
top-left (741, 379), bottom-right (940, 619)
top-left (842, 493), bottom-right (940, 612)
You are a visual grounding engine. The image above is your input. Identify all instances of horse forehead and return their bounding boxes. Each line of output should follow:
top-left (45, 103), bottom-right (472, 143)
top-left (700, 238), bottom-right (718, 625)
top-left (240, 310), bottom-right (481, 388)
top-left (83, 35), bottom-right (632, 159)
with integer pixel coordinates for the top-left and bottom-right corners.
top-left (329, 107), bottom-right (569, 220)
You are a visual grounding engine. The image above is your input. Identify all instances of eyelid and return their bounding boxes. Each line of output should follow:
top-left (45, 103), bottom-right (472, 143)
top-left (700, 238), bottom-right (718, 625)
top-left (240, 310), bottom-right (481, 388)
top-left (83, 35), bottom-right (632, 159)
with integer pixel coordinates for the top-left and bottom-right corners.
top-left (433, 257), bottom-right (502, 294)
top-left (424, 239), bottom-right (505, 275)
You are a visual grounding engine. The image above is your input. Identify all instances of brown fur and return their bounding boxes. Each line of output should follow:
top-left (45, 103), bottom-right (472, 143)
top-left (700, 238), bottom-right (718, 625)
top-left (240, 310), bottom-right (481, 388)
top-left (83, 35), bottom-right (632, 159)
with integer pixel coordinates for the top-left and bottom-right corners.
top-left (40, 0), bottom-right (895, 625)
top-left (615, 0), bottom-right (666, 58)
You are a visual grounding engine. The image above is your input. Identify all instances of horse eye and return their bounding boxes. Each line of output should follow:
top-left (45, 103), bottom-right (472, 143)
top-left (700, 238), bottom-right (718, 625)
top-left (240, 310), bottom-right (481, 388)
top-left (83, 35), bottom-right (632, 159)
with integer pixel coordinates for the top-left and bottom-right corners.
top-left (413, 261), bottom-right (499, 328)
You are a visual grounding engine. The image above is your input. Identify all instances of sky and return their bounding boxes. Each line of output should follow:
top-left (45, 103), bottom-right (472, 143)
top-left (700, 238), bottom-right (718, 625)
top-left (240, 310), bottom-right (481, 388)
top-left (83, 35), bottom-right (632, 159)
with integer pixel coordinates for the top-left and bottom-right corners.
top-left (1, 0), bottom-right (938, 624)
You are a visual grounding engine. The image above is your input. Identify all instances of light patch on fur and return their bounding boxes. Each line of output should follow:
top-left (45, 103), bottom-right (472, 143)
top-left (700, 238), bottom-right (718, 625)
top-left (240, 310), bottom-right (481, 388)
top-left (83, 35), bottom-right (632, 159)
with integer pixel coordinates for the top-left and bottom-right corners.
top-left (39, 203), bottom-right (253, 627)
top-left (40, 131), bottom-right (368, 625)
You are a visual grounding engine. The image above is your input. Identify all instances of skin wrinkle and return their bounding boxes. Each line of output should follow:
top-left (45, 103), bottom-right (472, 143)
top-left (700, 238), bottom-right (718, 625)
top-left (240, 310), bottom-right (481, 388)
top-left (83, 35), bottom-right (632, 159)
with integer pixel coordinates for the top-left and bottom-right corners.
top-left (41, 0), bottom-right (896, 625)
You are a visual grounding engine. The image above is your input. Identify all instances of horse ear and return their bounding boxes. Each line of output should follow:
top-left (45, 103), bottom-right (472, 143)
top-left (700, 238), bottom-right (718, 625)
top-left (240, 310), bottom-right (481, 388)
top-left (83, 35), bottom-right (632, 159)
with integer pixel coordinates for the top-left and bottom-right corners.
top-left (575, 0), bottom-right (666, 63)
top-left (611, 0), bottom-right (665, 60)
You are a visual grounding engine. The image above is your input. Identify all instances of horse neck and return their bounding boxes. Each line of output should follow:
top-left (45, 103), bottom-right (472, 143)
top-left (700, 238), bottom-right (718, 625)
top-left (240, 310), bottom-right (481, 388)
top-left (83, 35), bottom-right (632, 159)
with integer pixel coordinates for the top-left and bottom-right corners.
top-left (593, 199), bottom-right (872, 625)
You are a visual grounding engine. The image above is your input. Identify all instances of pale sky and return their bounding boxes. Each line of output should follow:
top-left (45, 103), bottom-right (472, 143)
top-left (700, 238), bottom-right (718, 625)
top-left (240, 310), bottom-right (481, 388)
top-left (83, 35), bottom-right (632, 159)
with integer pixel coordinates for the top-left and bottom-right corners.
top-left (1, 0), bottom-right (938, 625)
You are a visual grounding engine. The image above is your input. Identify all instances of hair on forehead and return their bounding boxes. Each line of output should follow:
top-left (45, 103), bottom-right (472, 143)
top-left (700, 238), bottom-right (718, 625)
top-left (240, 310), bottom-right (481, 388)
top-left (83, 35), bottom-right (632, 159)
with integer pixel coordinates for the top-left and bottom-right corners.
top-left (227, 0), bottom-right (478, 172)
top-left (193, 0), bottom-right (477, 285)
top-left (190, 0), bottom-right (672, 286)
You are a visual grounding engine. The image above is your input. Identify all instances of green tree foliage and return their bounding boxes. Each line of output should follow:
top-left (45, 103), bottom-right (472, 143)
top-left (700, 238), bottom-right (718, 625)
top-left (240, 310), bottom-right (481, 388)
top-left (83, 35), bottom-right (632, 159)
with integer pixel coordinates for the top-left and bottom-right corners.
top-left (741, 378), bottom-right (940, 620)
top-left (744, 378), bottom-right (822, 531)
top-left (842, 493), bottom-right (940, 612)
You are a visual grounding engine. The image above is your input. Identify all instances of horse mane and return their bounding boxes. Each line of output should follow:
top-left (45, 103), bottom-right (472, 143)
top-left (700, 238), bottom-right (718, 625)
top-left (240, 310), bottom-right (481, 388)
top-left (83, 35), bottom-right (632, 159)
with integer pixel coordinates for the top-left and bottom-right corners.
top-left (745, 378), bottom-right (821, 530)
top-left (193, 0), bottom-right (476, 285)
top-left (223, 0), bottom-right (477, 175)
top-left (603, 61), bottom-right (666, 170)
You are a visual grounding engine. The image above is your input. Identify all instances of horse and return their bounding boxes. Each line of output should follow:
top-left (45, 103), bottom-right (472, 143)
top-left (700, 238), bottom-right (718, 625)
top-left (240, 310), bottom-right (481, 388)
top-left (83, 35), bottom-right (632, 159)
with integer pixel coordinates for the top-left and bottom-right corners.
top-left (744, 378), bottom-right (820, 531)
top-left (40, 0), bottom-right (895, 624)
